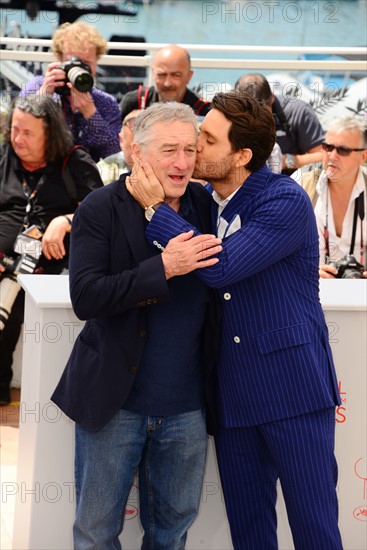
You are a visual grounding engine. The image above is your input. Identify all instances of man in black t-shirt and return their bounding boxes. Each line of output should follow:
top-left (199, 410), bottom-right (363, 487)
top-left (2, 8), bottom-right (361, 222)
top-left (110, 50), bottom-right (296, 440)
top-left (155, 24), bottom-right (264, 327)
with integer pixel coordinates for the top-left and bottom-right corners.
top-left (120, 44), bottom-right (211, 120)
top-left (235, 73), bottom-right (324, 174)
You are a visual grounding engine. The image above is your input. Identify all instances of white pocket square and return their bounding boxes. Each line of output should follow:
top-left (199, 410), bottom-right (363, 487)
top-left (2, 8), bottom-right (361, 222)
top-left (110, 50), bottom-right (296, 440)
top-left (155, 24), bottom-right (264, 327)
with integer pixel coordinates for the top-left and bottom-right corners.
top-left (217, 214), bottom-right (241, 239)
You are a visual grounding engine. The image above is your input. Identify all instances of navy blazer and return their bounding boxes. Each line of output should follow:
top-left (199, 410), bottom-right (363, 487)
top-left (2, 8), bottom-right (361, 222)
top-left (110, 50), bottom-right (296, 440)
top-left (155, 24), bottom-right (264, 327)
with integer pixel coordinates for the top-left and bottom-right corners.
top-left (144, 166), bottom-right (341, 427)
top-left (51, 176), bottom-right (220, 432)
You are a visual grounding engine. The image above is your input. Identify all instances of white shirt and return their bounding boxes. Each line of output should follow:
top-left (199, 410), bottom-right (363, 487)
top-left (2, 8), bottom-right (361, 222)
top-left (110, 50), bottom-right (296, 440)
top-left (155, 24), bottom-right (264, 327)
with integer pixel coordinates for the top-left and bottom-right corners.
top-left (212, 187), bottom-right (242, 239)
top-left (266, 143), bottom-right (282, 174)
top-left (314, 167), bottom-right (367, 265)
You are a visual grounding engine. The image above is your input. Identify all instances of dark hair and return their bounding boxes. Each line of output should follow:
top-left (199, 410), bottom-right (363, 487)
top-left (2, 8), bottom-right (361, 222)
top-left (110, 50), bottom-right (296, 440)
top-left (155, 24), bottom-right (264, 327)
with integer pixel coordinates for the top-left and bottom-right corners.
top-left (6, 95), bottom-right (74, 162)
top-left (234, 73), bottom-right (273, 106)
top-left (212, 91), bottom-right (275, 172)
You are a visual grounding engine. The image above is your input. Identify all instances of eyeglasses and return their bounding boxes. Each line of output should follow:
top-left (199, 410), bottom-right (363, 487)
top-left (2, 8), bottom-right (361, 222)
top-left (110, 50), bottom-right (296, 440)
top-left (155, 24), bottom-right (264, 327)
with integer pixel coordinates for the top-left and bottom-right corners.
top-left (322, 142), bottom-right (366, 156)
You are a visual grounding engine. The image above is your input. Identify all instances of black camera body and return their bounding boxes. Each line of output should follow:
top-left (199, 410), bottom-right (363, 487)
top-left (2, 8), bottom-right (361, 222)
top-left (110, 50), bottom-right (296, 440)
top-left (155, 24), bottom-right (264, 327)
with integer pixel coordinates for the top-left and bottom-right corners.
top-left (56, 56), bottom-right (94, 96)
top-left (328, 254), bottom-right (365, 279)
top-left (0, 251), bottom-right (38, 275)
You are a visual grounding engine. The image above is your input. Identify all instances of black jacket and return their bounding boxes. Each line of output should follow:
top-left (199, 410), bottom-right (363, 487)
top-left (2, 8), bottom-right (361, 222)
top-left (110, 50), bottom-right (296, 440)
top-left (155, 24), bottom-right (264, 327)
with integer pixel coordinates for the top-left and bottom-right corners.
top-left (51, 176), bottom-right (220, 433)
top-left (120, 86), bottom-right (211, 120)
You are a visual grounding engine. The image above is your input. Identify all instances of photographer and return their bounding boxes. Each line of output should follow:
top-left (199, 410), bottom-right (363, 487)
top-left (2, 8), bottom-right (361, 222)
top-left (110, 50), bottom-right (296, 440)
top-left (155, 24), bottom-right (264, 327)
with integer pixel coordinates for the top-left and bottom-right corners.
top-left (294, 116), bottom-right (367, 279)
top-left (0, 95), bottom-right (103, 405)
top-left (21, 21), bottom-right (121, 162)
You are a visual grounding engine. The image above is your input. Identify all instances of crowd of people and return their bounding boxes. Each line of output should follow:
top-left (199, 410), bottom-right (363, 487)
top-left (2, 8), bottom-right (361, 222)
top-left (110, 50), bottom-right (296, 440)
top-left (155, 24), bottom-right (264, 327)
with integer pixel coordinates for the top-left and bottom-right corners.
top-left (1, 19), bottom-right (366, 550)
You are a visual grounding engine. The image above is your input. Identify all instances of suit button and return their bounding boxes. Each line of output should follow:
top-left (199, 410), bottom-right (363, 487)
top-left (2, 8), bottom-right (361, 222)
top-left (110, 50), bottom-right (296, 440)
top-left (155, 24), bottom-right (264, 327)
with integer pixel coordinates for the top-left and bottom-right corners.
top-left (224, 292), bottom-right (231, 300)
top-left (129, 367), bottom-right (138, 374)
top-left (139, 330), bottom-right (147, 338)
top-left (233, 336), bottom-right (240, 344)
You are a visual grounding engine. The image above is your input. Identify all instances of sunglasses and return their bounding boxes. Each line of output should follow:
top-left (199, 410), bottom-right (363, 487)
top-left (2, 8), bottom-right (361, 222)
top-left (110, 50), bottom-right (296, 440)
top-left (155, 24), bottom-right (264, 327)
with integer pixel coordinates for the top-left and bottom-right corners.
top-left (322, 142), bottom-right (365, 157)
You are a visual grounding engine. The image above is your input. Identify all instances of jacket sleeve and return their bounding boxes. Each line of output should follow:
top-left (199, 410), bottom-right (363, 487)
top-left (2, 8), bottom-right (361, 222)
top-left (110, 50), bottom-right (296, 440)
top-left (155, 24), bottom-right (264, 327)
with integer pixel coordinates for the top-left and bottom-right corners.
top-left (69, 194), bottom-right (170, 320)
top-left (74, 91), bottom-right (122, 160)
top-left (146, 187), bottom-right (315, 288)
top-left (20, 75), bottom-right (43, 96)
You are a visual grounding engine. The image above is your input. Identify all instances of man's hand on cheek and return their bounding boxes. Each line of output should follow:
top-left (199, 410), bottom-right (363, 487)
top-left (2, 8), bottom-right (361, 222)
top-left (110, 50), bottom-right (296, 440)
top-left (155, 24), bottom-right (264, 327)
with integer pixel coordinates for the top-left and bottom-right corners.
top-left (126, 158), bottom-right (165, 208)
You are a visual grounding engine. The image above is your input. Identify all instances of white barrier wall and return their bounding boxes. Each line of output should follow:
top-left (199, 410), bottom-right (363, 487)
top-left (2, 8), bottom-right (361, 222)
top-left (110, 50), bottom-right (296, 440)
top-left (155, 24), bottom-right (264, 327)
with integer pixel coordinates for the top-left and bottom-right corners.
top-left (10, 276), bottom-right (367, 549)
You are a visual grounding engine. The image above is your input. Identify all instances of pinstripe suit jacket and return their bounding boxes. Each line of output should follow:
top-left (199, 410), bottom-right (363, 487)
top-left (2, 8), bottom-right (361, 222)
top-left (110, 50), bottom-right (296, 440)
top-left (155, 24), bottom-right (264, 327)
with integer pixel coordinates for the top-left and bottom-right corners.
top-left (145, 166), bottom-right (341, 428)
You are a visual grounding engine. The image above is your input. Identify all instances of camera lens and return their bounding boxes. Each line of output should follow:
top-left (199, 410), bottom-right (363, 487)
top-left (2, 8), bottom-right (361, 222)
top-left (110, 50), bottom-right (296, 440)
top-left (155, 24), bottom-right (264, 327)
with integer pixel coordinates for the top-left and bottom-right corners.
top-left (67, 67), bottom-right (94, 93)
top-left (342, 269), bottom-right (362, 279)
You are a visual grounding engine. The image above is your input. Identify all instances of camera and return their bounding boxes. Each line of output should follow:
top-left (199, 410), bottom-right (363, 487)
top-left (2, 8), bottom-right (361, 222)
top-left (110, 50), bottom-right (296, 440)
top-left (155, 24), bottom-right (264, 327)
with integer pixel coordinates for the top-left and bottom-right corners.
top-left (0, 252), bottom-right (39, 331)
top-left (56, 56), bottom-right (94, 96)
top-left (327, 254), bottom-right (365, 279)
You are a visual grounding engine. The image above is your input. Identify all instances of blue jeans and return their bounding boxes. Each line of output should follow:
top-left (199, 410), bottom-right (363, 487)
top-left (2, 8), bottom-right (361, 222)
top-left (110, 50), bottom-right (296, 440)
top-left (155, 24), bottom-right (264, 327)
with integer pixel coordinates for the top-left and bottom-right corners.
top-left (73, 408), bottom-right (207, 549)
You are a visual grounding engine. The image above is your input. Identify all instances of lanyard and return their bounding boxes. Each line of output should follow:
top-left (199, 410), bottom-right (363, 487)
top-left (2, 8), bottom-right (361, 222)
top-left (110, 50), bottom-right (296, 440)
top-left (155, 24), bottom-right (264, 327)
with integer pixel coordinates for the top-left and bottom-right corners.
top-left (324, 189), bottom-right (365, 265)
top-left (21, 174), bottom-right (47, 231)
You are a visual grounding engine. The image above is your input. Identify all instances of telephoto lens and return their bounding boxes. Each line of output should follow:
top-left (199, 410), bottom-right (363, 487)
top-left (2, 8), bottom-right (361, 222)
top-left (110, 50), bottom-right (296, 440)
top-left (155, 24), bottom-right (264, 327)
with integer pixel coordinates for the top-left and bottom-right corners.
top-left (0, 275), bottom-right (21, 331)
top-left (67, 66), bottom-right (94, 93)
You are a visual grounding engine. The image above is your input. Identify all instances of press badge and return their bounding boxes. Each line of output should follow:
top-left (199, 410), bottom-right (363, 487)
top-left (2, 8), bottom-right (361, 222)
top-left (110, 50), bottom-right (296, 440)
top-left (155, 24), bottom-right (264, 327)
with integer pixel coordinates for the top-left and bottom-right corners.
top-left (14, 225), bottom-right (43, 259)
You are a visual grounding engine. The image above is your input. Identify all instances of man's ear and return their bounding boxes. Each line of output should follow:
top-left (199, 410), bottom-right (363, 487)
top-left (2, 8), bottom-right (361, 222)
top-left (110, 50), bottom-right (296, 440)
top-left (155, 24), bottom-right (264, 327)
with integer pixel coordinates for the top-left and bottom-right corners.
top-left (360, 148), bottom-right (367, 166)
top-left (235, 148), bottom-right (253, 168)
top-left (186, 69), bottom-right (194, 85)
top-left (131, 142), bottom-right (142, 163)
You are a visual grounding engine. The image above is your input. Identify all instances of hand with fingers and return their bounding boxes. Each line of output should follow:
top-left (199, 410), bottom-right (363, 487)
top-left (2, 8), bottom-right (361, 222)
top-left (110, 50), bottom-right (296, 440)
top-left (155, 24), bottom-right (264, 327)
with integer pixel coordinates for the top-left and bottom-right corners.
top-left (161, 230), bottom-right (222, 279)
top-left (69, 87), bottom-right (96, 119)
top-left (126, 158), bottom-right (165, 208)
top-left (41, 215), bottom-right (72, 261)
top-left (39, 61), bottom-right (67, 96)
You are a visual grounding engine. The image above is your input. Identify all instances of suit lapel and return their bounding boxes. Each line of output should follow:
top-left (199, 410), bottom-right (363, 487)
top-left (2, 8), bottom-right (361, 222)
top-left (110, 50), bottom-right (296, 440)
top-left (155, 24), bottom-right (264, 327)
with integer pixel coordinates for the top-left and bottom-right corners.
top-left (220, 166), bottom-right (271, 223)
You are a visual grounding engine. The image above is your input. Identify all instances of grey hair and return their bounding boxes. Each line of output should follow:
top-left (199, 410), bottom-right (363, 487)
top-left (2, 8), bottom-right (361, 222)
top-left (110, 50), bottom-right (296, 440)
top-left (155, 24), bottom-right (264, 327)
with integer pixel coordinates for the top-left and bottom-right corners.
top-left (133, 102), bottom-right (198, 146)
top-left (326, 116), bottom-right (367, 148)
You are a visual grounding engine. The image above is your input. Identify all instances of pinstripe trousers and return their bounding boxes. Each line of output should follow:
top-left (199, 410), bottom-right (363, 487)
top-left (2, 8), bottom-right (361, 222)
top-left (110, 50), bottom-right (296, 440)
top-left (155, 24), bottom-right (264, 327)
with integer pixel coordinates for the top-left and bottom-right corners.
top-left (215, 407), bottom-right (343, 550)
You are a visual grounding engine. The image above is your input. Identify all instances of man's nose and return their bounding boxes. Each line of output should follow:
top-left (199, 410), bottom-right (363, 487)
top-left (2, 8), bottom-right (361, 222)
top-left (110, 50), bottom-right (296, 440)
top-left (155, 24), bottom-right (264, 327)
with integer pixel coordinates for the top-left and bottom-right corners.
top-left (163, 75), bottom-right (173, 87)
top-left (329, 147), bottom-right (339, 159)
top-left (174, 150), bottom-right (190, 169)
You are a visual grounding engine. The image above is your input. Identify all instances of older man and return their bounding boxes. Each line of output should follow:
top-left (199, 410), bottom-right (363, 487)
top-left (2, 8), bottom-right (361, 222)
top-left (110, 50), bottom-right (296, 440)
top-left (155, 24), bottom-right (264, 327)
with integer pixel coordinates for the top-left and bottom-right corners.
top-left (120, 44), bottom-right (211, 119)
top-left (51, 102), bottom-right (221, 549)
top-left (294, 116), bottom-right (367, 278)
top-left (97, 109), bottom-right (142, 184)
top-left (127, 91), bottom-right (343, 550)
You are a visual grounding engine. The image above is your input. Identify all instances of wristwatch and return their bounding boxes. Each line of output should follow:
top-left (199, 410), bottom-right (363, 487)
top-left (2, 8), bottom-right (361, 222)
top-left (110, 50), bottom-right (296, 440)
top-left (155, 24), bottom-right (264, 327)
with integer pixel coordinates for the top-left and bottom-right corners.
top-left (285, 154), bottom-right (297, 170)
top-left (144, 202), bottom-right (164, 221)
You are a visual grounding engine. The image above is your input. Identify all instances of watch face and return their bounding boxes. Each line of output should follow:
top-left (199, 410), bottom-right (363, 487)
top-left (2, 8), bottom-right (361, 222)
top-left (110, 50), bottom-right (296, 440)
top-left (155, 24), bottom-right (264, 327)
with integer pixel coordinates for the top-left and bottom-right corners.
top-left (144, 206), bottom-right (155, 221)
top-left (285, 154), bottom-right (296, 169)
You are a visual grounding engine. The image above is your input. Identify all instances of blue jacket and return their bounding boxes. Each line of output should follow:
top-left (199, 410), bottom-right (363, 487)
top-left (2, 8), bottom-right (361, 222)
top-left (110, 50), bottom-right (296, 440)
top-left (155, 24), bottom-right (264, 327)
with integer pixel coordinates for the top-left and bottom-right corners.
top-left (51, 176), bottom-right (220, 432)
top-left (145, 166), bottom-right (341, 427)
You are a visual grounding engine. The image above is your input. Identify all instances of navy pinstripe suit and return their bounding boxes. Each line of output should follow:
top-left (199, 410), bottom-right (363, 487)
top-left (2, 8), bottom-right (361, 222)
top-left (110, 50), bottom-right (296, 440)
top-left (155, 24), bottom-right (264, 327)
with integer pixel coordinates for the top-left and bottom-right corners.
top-left (144, 166), bottom-right (343, 550)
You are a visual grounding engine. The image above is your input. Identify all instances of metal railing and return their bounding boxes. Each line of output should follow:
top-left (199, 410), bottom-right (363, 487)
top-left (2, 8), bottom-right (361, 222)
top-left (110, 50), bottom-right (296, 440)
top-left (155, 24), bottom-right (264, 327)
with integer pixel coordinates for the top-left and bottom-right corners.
top-left (1, 37), bottom-right (366, 74)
